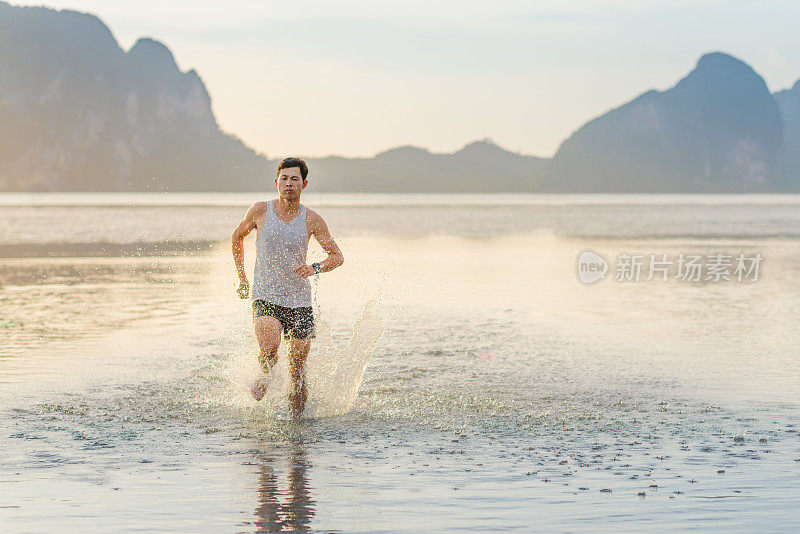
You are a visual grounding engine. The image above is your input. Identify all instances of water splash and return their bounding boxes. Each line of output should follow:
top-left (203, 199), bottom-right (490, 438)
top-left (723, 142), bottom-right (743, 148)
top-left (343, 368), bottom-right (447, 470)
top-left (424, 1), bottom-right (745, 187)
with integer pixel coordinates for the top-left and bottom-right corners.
top-left (305, 300), bottom-right (384, 417)
top-left (236, 300), bottom-right (384, 418)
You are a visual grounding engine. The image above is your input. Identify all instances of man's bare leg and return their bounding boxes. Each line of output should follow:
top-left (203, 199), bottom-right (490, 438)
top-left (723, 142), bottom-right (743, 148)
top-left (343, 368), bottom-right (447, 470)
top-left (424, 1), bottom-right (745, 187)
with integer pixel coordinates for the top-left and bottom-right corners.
top-left (251, 316), bottom-right (282, 401)
top-left (287, 338), bottom-right (311, 418)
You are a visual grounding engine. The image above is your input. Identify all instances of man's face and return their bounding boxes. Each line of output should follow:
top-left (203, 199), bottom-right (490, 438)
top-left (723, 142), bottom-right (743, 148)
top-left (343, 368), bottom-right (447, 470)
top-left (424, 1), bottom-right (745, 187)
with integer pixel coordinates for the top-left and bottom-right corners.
top-left (275, 166), bottom-right (306, 200)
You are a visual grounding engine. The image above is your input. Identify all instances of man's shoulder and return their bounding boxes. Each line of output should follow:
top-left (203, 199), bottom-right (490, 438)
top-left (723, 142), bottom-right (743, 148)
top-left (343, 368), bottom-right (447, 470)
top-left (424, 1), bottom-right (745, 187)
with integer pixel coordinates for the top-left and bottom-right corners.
top-left (304, 206), bottom-right (323, 221)
top-left (303, 206), bottom-right (327, 231)
top-left (251, 200), bottom-right (270, 212)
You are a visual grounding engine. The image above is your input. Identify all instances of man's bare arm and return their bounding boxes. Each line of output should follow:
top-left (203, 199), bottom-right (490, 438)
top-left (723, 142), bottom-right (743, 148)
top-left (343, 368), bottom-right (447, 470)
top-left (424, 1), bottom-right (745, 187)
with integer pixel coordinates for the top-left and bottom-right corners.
top-left (231, 203), bottom-right (264, 297)
top-left (293, 210), bottom-right (344, 278)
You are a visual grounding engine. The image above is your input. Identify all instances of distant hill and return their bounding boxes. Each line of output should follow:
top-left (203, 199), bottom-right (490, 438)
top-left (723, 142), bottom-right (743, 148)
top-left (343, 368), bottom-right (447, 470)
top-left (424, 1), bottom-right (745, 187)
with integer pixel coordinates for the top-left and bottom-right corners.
top-left (306, 140), bottom-right (545, 192)
top-left (774, 79), bottom-right (800, 184)
top-left (0, 1), bottom-right (798, 193)
top-left (544, 52), bottom-right (793, 192)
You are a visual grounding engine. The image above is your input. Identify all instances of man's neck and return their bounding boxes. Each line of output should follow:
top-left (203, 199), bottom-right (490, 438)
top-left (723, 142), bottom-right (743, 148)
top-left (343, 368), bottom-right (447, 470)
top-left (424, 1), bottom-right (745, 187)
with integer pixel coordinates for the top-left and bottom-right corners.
top-left (275, 196), bottom-right (301, 211)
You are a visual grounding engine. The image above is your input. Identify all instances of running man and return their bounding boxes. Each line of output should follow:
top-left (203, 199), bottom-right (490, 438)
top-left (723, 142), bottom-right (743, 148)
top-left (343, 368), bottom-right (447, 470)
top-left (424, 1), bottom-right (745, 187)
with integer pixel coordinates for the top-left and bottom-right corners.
top-left (231, 157), bottom-right (344, 418)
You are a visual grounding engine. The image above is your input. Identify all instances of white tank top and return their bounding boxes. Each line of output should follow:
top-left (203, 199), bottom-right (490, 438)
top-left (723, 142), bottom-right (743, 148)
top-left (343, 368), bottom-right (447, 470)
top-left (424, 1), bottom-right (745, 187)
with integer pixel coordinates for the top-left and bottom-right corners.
top-left (251, 200), bottom-right (312, 308)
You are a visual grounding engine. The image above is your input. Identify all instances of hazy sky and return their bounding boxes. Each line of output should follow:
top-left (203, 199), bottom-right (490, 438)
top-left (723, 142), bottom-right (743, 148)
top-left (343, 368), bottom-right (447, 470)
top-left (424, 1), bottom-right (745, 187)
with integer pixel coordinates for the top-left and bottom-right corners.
top-left (11, 0), bottom-right (800, 158)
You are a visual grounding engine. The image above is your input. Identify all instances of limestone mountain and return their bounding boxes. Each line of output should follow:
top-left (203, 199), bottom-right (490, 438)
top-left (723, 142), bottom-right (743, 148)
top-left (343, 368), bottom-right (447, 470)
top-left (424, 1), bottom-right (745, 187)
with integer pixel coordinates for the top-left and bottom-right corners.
top-left (0, 1), bottom-right (270, 191)
top-left (545, 52), bottom-right (790, 192)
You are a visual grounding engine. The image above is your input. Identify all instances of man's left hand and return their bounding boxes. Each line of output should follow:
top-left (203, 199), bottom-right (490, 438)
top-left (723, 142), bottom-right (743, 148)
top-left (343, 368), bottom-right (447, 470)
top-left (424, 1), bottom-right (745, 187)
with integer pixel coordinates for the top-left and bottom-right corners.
top-left (293, 264), bottom-right (315, 278)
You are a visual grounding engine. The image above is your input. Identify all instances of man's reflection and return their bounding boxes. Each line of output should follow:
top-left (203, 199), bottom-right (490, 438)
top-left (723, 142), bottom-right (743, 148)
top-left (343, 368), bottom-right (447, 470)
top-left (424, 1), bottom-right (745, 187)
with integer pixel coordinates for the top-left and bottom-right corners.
top-left (253, 445), bottom-right (315, 533)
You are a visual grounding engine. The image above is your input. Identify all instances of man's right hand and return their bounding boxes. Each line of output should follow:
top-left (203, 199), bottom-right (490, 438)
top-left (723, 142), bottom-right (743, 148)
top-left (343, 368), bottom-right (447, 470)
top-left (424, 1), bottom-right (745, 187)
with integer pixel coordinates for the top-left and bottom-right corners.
top-left (237, 279), bottom-right (250, 299)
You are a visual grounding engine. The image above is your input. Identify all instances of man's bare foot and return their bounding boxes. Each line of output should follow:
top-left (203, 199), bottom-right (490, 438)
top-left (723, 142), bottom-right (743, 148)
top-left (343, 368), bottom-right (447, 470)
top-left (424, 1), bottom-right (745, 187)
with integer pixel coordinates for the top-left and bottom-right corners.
top-left (249, 375), bottom-right (268, 401)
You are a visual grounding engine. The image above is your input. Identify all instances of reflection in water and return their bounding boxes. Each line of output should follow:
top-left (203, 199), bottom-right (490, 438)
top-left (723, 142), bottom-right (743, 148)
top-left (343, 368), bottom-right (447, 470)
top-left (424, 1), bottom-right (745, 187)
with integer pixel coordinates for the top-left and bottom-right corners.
top-left (0, 256), bottom-right (213, 359)
top-left (253, 445), bottom-right (315, 533)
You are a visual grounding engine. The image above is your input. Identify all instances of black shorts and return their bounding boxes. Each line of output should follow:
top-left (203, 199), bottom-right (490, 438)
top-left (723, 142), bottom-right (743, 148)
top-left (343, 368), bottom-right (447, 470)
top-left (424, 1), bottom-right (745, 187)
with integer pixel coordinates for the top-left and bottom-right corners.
top-left (252, 299), bottom-right (315, 340)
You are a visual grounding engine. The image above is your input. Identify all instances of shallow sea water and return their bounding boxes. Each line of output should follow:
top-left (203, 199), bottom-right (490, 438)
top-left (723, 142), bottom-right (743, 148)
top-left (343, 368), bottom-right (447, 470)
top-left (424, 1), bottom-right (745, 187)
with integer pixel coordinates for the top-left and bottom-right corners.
top-left (1, 193), bottom-right (799, 532)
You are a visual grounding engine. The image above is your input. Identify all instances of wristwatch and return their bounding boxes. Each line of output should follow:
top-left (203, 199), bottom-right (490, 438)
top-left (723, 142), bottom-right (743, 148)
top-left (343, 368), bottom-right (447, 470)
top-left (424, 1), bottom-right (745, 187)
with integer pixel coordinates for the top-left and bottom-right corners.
top-left (311, 262), bottom-right (322, 274)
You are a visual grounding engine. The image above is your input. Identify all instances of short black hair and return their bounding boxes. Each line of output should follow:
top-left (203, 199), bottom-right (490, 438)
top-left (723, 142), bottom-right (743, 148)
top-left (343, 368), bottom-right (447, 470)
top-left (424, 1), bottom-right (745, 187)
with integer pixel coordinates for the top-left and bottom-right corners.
top-left (276, 157), bottom-right (309, 181)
